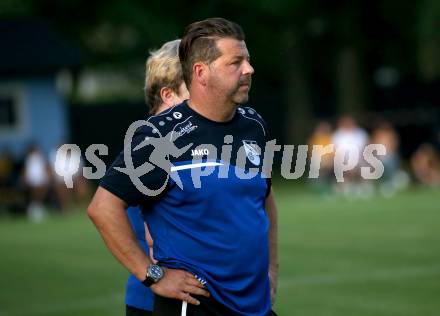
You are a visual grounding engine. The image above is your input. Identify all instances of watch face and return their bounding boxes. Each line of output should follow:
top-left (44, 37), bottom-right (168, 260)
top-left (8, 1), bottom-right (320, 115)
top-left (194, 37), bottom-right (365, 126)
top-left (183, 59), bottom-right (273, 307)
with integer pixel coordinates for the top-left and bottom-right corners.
top-left (148, 265), bottom-right (163, 281)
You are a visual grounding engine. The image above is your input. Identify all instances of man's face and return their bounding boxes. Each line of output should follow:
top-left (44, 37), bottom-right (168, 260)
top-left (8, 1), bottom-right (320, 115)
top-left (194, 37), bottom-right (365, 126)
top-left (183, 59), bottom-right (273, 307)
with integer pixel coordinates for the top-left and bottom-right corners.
top-left (206, 38), bottom-right (254, 105)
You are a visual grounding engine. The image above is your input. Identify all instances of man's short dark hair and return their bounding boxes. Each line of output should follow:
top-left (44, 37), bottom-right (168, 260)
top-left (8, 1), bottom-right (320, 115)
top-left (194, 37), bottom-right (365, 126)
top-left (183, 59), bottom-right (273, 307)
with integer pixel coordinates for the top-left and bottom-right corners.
top-left (179, 17), bottom-right (245, 88)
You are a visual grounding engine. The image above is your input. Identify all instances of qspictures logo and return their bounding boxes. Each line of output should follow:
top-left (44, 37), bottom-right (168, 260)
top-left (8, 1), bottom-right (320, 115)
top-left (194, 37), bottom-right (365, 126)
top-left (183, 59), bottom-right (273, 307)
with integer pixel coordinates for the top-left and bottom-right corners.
top-left (54, 119), bottom-right (386, 195)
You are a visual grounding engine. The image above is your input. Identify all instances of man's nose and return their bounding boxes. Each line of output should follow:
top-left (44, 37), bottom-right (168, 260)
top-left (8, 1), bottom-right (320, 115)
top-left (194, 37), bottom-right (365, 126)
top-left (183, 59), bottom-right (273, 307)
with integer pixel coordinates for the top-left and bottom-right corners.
top-left (242, 60), bottom-right (254, 75)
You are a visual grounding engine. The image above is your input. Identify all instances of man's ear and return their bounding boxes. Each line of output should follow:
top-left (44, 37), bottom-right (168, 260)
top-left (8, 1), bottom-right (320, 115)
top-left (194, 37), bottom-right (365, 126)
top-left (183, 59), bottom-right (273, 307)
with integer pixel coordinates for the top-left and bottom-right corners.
top-left (193, 62), bottom-right (208, 86)
top-left (159, 87), bottom-right (175, 107)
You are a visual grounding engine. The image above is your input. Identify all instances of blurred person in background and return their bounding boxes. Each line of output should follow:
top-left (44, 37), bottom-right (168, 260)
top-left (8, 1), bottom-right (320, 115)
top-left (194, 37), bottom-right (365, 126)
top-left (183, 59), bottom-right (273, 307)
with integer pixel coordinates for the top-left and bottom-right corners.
top-left (124, 39), bottom-right (189, 316)
top-left (0, 150), bottom-right (27, 214)
top-left (49, 144), bottom-right (90, 212)
top-left (332, 115), bottom-right (369, 197)
top-left (410, 143), bottom-right (440, 187)
top-left (369, 120), bottom-right (404, 196)
top-left (22, 144), bottom-right (50, 222)
top-left (307, 121), bottom-right (334, 196)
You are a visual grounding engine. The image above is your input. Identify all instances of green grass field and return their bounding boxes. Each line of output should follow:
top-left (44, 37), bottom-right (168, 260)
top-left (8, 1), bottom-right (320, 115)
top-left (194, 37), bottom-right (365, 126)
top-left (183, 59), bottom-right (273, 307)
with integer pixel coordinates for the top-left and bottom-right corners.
top-left (0, 183), bottom-right (439, 316)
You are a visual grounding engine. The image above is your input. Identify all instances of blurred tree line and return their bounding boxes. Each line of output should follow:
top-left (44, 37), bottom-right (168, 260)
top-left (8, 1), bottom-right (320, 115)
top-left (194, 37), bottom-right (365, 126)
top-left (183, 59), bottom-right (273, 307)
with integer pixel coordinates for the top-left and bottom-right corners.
top-left (1, 0), bottom-right (439, 145)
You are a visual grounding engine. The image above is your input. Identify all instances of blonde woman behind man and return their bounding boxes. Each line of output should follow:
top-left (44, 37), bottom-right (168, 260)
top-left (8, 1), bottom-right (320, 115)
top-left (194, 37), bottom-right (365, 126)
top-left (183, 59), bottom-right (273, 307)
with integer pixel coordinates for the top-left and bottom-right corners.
top-left (125, 39), bottom-right (189, 316)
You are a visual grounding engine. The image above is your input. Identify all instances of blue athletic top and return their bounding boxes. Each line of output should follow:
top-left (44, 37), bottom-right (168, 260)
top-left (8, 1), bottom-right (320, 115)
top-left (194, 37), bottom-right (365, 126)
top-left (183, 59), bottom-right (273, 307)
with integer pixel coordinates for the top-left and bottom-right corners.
top-left (101, 101), bottom-right (272, 316)
top-left (125, 206), bottom-right (154, 311)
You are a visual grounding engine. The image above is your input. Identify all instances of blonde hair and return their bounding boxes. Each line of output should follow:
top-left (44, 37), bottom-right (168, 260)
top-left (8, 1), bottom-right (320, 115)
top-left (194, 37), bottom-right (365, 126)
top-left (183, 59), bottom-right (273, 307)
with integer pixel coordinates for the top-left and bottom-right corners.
top-left (145, 39), bottom-right (183, 114)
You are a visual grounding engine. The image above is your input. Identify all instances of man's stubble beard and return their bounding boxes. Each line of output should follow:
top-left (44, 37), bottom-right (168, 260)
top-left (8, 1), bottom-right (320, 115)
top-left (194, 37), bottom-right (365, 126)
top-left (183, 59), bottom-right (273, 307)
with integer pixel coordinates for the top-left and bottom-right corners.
top-left (208, 74), bottom-right (251, 107)
top-left (226, 75), bottom-right (252, 105)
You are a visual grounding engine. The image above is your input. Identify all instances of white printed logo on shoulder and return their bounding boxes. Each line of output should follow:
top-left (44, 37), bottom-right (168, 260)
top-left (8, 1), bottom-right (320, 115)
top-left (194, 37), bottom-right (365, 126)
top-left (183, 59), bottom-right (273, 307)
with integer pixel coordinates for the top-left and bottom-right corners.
top-left (173, 112), bottom-right (183, 119)
top-left (177, 121), bottom-right (198, 138)
top-left (242, 140), bottom-right (261, 166)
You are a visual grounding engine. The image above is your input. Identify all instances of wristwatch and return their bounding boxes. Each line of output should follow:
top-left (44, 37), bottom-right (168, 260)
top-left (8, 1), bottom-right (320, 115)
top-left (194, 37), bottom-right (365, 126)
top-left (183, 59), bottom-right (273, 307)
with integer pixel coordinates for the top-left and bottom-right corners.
top-left (142, 264), bottom-right (164, 287)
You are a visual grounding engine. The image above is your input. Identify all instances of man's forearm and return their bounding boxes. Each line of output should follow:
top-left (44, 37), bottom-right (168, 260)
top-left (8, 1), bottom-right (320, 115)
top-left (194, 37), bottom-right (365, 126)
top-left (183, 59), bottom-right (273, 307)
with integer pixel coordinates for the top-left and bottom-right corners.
top-left (266, 189), bottom-right (278, 269)
top-left (88, 188), bottom-right (209, 304)
top-left (87, 187), bottom-right (151, 281)
top-left (265, 188), bottom-right (278, 302)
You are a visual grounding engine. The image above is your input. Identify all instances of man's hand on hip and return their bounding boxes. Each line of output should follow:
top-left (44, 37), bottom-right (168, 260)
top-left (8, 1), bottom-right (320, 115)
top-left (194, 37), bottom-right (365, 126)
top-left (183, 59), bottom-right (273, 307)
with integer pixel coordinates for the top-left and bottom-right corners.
top-left (150, 268), bottom-right (210, 305)
top-left (269, 266), bottom-right (278, 305)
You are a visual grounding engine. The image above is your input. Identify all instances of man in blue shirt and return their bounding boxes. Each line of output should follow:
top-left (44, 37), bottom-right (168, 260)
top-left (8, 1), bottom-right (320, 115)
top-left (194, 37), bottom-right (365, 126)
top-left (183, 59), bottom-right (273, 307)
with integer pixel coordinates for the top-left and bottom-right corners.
top-left (88, 18), bottom-right (278, 316)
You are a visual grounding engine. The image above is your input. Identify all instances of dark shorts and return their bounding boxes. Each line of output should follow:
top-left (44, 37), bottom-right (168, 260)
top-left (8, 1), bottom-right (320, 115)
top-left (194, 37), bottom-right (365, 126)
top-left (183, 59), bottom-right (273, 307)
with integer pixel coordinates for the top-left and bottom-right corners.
top-left (126, 305), bottom-right (152, 316)
top-left (152, 295), bottom-right (277, 316)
